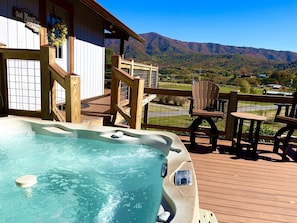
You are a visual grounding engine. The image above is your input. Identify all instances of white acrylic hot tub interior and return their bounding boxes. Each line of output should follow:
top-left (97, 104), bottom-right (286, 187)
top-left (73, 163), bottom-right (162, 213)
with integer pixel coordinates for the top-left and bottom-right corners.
top-left (0, 117), bottom-right (209, 223)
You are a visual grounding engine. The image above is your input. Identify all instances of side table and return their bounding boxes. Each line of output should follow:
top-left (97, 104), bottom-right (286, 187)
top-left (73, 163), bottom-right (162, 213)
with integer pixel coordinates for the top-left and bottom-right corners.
top-left (231, 112), bottom-right (267, 157)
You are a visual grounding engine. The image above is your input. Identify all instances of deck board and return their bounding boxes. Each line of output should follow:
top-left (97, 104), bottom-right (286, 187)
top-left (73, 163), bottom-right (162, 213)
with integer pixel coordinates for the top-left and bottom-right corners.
top-left (80, 89), bottom-right (112, 125)
top-left (181, 137), bottom-right (297, 223)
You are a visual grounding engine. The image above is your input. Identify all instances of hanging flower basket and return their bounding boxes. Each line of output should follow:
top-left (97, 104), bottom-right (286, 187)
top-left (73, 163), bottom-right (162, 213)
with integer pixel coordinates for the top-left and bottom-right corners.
top-left (49, 22), bottom-right (68, 48)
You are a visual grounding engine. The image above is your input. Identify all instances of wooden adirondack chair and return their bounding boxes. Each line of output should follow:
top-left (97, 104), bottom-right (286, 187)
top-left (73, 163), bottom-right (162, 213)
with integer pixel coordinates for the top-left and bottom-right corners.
top-left (189, 81), bottom-right (224, 151)
top-left (273, 91), bottom-right (297, 160)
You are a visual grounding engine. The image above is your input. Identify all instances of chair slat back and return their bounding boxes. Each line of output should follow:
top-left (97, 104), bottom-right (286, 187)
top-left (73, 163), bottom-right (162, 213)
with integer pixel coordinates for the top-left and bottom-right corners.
top-left (289, 91), bottom-right (297, 118)
top-left (192, 81), bottom-right (220, 111)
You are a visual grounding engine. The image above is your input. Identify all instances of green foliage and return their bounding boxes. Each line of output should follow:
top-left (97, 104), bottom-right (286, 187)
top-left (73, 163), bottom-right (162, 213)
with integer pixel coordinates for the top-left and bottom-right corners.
top-left (239, 80), bottom-right (251, 93)
top-left (105, 48), bottom-right (114, 65)
top-left (259, 125), bottom-right (277, 138)
top-left (155, 95), bottom-right (188, 106)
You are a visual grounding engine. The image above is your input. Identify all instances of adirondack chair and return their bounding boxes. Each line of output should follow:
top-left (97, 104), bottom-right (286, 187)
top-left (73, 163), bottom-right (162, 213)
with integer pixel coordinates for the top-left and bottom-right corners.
top-left (189, 81), bottom-right (224, 151)
top-left (273, 91), bottom-right (297, 160)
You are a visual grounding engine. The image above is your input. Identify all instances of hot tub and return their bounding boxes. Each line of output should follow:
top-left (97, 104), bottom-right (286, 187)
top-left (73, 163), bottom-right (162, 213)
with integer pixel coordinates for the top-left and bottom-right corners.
top-left (0, 117), bottom-right (216, 223)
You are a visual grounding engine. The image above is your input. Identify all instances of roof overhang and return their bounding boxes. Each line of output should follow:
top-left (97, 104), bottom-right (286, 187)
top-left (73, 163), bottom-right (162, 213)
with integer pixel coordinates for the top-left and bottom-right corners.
top-left (78, 0), bottom-right (145, 43)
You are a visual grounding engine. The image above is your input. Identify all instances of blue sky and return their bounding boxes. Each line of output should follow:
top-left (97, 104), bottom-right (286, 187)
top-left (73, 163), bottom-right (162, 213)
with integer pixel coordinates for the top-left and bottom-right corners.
top-left (97, 0), bottom-right (297, 53)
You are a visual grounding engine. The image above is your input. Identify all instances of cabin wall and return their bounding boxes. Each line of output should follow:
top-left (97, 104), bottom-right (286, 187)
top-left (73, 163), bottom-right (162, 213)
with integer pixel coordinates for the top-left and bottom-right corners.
top-left (72, 1), bottom-right (105, 99)
top-left (0, 0), bottom-right (41, 111)
top-left (0, 0), bottom-right (108, 110)
top-left (0, 0), bottom-right (40, 49)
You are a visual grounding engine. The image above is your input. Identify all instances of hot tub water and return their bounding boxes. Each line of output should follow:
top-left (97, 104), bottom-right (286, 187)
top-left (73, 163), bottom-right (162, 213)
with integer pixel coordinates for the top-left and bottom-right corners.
top-left (0, 133), bottom-right (165, 223)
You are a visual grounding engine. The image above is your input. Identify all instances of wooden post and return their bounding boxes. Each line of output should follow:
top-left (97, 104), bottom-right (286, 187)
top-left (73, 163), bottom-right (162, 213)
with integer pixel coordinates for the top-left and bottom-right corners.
top-left (69, 36), bottom-right (75, 73)
top-left (110, 56), bottom-right (121, 117)
top-left (130, 59), bottom-right (134, 77)
top-left (51, 80), bottom-right (57, 111)
top-left (65, 74), bottom-right (81, 123)
top-left (148, 64), bottom-right (152, 88)
top-left (225, 91), bottom-right (238, 140)
top-left (130, 77), bottom-right (144, 129)
top-left (39, 0), bottom-right (47, 45)
top-left (120, 39), bottom-right (125, 59)
top-left (40, 46), bottom-right (55, 120)
top-left (143, 103), bottom-right (149, 128)
top-left (111, 55), bottom-right (121, 69)
top-left (0, 48), bottom-right (8, 116)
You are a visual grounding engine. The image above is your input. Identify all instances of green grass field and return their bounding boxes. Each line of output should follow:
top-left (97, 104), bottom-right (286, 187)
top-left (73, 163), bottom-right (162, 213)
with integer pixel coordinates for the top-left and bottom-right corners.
top-left (158, 82), bottom-right (264, 94)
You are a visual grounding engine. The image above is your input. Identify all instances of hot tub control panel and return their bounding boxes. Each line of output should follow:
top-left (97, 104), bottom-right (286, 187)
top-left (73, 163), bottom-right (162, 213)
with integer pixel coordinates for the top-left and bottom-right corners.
top-left (174, 170), bottom-right (192, 186)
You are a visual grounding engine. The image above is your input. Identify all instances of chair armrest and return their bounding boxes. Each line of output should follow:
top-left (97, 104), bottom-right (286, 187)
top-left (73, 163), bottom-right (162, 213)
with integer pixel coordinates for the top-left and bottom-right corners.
top-left (275, 115), bottom-right (297, 127)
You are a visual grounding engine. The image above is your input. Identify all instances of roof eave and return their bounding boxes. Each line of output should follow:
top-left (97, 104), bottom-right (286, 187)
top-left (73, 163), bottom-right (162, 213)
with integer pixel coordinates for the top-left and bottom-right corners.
top-left (78, 0), bottom-right (145, 43)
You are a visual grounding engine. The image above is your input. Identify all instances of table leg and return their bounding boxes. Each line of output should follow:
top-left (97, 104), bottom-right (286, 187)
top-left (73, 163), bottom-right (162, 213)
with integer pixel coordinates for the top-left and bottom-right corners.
top-left (231, 117), bottom-right (238, 152)
top-left (236, 119), bottom-right (244, 156)
top-left (253, 121), bottom-right (261, 156)
top-left (248, 120), bottom-right (255, 152)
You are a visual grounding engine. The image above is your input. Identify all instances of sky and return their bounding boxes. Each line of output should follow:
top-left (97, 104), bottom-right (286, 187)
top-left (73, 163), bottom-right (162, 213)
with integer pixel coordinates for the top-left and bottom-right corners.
top-left (97, 0), bottom-right (297, 53)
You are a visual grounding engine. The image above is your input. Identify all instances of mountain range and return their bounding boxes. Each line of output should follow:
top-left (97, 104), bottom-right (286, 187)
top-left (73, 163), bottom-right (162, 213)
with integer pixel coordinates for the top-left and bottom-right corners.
top-left (105, 32), bottom-right (297, 76)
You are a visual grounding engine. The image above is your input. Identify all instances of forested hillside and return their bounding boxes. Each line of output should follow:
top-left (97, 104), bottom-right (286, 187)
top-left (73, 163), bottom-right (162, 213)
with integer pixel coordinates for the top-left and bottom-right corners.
top-left (105, 32), bottom-right (297, 88)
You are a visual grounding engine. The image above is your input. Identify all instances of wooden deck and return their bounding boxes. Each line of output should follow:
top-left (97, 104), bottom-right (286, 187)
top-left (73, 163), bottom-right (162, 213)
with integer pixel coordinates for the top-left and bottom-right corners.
top-left (80, 89), bottom-right (112, 125)
top-left (180, 137), bottom-right (297, 223)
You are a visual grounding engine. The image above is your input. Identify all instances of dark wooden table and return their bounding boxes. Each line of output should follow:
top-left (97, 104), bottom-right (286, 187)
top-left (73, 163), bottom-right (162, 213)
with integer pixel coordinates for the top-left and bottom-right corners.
top-left (231, 112), bottom-right (267, 158)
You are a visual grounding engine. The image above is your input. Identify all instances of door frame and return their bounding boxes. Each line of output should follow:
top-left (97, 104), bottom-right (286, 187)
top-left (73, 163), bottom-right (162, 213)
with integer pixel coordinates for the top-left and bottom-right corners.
top-left (39, 0), bottom-right (74, 73)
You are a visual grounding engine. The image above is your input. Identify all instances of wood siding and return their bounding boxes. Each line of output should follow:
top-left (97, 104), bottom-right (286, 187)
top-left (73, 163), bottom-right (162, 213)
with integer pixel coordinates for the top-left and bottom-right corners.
top-left (74, 39), bottom-right (105, 99)
top-left (1, 0), bottom-right (107, 109)
top-left (0, 0), bottom-right (40, 49)
top-left (0, 0), bottom-right (41, 110)
top-left (73, 1), bottom-right (105, 99)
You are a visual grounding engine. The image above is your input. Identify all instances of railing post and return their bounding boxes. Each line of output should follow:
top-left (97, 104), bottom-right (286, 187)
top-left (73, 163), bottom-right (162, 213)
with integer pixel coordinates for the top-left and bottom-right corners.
top-left (148, 64), bottom-right (152, 88)
top-left (112, 55), bottom-right (121, 69)
top-left (130, 59), bottom-right (134, 77)
top-left (130, 77), bottom-right (144, 129)
top-left (110, 56), bottom-right (121, 120)
top-left (225, 91), bottom-right (238, 140)
top-left (40, 46), bottom-right (55, 120)
top-left (65, 74), bottom-right (81, 123)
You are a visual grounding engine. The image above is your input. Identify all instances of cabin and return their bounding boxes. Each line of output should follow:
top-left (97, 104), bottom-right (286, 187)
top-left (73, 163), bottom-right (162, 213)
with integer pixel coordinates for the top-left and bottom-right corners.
top-left (0, 0), bottom-right (144, 111)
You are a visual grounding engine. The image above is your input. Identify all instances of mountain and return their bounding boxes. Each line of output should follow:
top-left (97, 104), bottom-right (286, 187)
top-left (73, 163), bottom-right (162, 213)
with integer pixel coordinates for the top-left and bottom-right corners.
top-left (106, 32), bottom-right (297, 63)
top-left (105, 32), bottom-right (297, 78)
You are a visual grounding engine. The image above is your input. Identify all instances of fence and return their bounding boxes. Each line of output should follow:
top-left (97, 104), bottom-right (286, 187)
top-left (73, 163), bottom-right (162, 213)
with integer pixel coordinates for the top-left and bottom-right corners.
top-left (0, 46), bottom-right (81, 123)
top-left (142, 88), bottom-right (294, 141)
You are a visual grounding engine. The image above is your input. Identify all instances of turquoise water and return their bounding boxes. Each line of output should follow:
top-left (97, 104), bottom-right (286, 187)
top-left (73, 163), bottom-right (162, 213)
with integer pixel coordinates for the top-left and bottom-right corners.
top-left (0, 133), bottom-right (165, 223)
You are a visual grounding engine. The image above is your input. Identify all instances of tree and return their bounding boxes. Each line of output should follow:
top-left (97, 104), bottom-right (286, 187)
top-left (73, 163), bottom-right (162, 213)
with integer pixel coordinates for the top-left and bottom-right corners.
top-left (105, 48), bottom-right (114, 65)
top-left (239, 79), bottom-right (251, 93)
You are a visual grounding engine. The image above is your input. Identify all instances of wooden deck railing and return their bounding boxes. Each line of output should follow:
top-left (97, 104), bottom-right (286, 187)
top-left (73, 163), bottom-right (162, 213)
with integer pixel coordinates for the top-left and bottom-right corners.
top-left (110, 64), bottom-right (144, 129)
top-left (0, 46), bottom-right (81, 123)
top-left (111, 55), bottom-right (158, 88)
top-left (0, 48), bottom-right (41, 117)
top-left (40, 46), bottom-right (80, 123)
top-left (143, 87), bottom-right (295, 141)
top-left (110, 56), bottom-right (158, 129)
